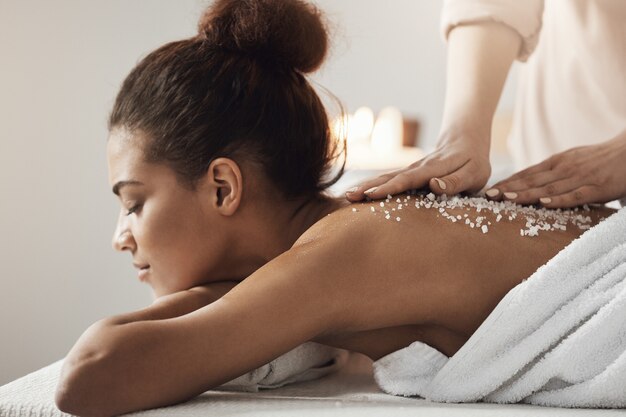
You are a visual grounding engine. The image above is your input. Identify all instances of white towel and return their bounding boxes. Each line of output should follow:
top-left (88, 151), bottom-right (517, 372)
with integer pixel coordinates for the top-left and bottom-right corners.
top-left (373, 208), bottom-right (626, 408)
top-left (218, 342), bottom-right (349, 392)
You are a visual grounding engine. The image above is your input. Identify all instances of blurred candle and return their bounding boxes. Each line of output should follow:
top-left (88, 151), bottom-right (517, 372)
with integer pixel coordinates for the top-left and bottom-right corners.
top-left (371, 106), bottom-right (403, 153)
top-left (348, 106), bottom-right (374, 145)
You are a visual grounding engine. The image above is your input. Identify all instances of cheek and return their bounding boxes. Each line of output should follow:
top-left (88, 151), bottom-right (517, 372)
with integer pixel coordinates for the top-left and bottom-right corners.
top-left (143, 204), bottom-right (211, 280)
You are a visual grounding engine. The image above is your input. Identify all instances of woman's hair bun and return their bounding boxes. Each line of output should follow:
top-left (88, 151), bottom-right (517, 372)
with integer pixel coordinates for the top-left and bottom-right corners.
top-left (198, 0), bottom-right (328, 73)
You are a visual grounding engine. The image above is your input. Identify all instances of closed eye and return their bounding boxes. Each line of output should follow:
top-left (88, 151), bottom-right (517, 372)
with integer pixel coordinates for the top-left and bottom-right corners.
top-left (126, 204), bottom-right (142, 216)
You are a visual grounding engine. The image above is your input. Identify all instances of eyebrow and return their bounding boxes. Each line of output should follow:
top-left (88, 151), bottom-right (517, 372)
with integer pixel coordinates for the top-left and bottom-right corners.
top-left (112, 180), bottom-right (144, 196)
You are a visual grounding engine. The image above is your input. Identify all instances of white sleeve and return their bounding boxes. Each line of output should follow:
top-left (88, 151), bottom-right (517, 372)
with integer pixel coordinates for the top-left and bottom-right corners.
top-left (440, 0), bottom-right (545, 62)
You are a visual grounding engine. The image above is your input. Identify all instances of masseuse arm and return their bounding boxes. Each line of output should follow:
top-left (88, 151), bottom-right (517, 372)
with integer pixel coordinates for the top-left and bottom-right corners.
top-left (54, 251), bottom-right (344, 417)
top-left (486, 128), bottom-right (626, 208)
top-left (346, 22), bottom-right (521, 201)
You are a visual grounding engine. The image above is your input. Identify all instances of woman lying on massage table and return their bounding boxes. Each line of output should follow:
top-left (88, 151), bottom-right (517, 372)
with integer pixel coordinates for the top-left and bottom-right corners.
top-left (54, 0), bottom-right (616, 415)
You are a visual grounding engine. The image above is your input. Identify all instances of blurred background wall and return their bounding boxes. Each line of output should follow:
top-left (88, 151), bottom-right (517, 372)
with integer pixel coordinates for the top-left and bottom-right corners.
top-left (0, 0), bottom-right (518, 386)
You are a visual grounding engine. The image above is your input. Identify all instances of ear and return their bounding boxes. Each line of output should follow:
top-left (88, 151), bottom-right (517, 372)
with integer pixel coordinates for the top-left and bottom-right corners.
top-left (205, 157), bottom-right (243, 216)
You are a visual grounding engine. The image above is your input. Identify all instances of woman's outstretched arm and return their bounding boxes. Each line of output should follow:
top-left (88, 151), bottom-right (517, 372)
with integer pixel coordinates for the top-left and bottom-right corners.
top-left (54, 252), bottom-right (343, 417)
top-left (102, 280), bottom-right (240, 325)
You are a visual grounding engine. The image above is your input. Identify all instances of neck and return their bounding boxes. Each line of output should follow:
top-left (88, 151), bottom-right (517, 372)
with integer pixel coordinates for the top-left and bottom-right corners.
top-left (225, 193), bottom-right (348, 280)
top-left (281, 194), bottom-right (345, 250)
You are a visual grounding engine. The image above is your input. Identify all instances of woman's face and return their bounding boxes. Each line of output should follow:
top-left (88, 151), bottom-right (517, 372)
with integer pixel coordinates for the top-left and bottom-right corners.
top-left (107, 130), bottom-right (223, 298)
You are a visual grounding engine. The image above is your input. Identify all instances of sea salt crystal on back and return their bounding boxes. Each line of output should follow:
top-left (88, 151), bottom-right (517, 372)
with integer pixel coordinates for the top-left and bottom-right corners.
top-left (481, 225), bottom-right (488, 233)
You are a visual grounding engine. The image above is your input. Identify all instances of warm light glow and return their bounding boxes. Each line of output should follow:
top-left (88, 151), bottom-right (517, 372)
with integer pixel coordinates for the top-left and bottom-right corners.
top-left (348, 106), bottom-right (374, 145)
top-left (370, 106), bottom-right (403, 153)
top-left (331, 113), bottom-right (350, 143)
top-left (332, 107), bottom-right (374, 146)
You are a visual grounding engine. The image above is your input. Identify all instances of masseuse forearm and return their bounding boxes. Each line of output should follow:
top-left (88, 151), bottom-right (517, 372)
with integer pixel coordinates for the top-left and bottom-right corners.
top-left (440, 22), bottom-right (521, 141)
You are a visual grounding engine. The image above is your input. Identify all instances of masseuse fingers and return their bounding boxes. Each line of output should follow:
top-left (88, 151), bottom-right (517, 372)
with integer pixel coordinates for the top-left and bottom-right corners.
top-left (486, 158), bottom-right (555, 199)
top-left (360, 166), bottom-right (439, 200)
top-left (344, 168), bottom-right (405, 201)
top-left (539, 185), bottom-right (601, 209)
top-left (429, 159), bottom-right (489, 195)
top-left (489, 170), bottom-right (567, 202)
top-left (501, 177), bottom-right (582, 205)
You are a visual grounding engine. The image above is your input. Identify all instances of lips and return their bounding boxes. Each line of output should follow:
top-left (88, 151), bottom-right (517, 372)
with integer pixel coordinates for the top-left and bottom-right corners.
top-left (133, 262), bottom-right (150, 270)
top-left (134, 264), bottom-right (151, 282)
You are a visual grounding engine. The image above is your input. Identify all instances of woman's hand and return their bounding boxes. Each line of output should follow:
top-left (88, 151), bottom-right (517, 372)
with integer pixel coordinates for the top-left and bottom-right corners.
top-left (486, 129), bottom-right (626, 208)
top-left (346, 130), bottom-right (492, 201)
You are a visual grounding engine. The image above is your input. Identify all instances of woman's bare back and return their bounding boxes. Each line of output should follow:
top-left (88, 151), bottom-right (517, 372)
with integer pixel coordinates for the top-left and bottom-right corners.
top-left (305, 193), bottom-right (614, 359)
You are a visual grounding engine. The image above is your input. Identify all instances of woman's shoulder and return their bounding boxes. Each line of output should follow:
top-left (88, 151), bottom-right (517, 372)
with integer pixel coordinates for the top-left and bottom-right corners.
top-left (292, 193), bottom-right (431, 257)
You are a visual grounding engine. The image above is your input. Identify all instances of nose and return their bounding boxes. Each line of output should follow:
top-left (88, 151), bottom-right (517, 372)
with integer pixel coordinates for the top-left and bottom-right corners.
top-left (112, 215), bottom-right (136, 252)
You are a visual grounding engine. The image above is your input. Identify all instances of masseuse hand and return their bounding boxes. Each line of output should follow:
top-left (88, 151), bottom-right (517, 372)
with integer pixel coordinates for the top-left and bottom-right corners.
top-left (345, 130), bottom-right (492, 201)
top-left (486, 129), bottom-right (626, 208)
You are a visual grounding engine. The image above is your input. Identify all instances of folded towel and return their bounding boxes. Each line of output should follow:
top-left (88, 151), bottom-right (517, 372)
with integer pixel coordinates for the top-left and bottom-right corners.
top-left (218, 342), bottom-right (349, 392)
top-left (373, 208), bottom-right (626, 408)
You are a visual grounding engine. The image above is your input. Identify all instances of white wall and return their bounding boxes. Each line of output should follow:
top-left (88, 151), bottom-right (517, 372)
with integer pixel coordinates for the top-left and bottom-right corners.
top-left (0, 0), bottom-right (517, 386)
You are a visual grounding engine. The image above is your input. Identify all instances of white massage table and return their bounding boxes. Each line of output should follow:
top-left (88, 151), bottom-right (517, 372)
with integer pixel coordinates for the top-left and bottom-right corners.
top-left (1, 352), bottom-right (623, 416)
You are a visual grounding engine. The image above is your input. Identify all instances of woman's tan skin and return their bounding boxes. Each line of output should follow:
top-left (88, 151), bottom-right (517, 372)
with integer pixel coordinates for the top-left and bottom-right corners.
top-left (55, 129), bottom-right (614, 417)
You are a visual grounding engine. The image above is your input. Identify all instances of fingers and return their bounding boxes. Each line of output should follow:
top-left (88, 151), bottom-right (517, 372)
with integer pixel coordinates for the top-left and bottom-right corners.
top-left (539, 186), bottom-right (601, 209)
top-left (486, 166), bottom-right (602, 208)
top-left (430, 160), bottom-right (487, 195)
top-left (488, 171), bottom-right (567, 203)
top-left (345, 145), bottom-right (491, 201)
top-left (344, 168), bottom-right (406, 201)
top-left (359, 166), bottom-right (439, 200)
top-left (504, 178), bottom-right (580, 204)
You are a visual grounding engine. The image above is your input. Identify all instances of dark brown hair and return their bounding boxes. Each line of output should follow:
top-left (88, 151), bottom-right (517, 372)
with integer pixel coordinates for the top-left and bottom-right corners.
top-left (108, 0), bottom-right (345, 199)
